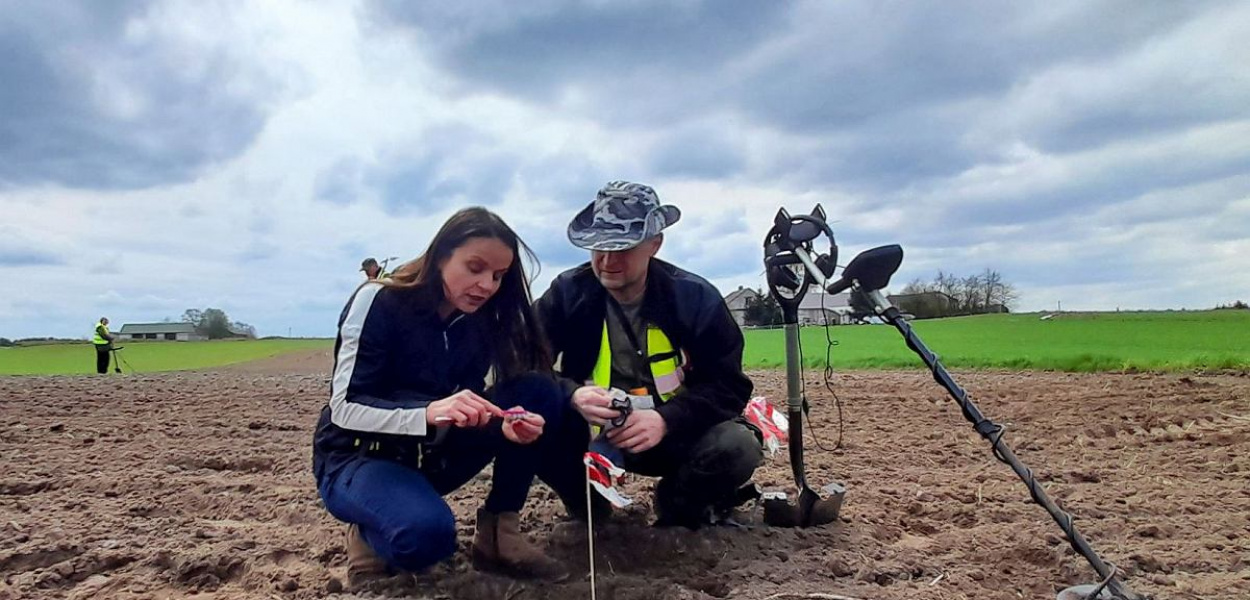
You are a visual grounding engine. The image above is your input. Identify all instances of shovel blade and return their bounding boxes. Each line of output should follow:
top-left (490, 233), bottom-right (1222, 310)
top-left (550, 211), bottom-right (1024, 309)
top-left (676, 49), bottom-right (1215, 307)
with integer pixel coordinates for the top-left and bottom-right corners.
top-left (762, 482), bottom-right (846, 527)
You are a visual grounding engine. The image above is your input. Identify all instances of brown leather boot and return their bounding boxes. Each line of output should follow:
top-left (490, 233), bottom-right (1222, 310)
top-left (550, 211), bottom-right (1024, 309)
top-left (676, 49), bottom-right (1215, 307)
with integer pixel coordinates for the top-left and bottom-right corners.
top-left (472, 509), bottom-right (569, 581)
top-left (345, 524), bottom-right (388, 588)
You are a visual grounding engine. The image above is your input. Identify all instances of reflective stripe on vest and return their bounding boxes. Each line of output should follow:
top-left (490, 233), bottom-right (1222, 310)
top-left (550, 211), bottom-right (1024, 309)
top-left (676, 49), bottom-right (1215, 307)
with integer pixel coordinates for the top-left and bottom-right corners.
top-left (92, 322), bottom-right (110, 345)
top-left (589, 320), bottom-right (684, 401)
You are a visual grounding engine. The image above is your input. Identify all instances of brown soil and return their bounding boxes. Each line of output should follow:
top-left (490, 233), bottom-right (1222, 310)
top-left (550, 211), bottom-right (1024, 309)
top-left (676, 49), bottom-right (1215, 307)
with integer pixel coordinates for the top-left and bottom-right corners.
top-left (1, 361), bottom-right (1247, 600)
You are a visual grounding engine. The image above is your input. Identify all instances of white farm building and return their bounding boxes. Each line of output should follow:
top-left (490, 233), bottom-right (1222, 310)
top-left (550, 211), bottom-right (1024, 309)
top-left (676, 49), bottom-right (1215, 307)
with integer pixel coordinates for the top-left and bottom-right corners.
top-left (117, 323), bottom-right (206, 341)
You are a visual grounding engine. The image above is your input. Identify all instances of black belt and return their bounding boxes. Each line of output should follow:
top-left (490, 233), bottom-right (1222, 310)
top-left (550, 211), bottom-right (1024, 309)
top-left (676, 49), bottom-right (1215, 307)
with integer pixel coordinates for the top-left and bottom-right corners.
top-left (353, 437), bottom-right (426, 468)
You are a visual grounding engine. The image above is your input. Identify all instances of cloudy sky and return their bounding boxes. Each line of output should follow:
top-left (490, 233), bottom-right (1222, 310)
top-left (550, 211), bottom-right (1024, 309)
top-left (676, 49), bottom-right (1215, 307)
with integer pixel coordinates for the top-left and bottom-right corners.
top-left (2, 0), bottom-right (1247, 339)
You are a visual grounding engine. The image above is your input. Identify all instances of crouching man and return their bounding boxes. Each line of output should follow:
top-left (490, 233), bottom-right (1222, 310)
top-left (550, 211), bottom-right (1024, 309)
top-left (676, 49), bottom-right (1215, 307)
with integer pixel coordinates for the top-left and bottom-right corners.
top-left (536, 181), bottom-right (763, 527)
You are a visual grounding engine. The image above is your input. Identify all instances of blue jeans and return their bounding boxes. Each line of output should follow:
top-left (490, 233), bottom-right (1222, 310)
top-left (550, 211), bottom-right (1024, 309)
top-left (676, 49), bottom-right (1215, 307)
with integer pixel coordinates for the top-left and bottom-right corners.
top-left (316, 374), bottom-right (563, 572)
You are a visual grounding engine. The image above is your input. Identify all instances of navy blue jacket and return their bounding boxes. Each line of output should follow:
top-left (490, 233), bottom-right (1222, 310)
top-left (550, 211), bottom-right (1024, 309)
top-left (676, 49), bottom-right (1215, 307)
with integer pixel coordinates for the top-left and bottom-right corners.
top-left (535, 259), bottom-right (753, 441)
top-left (312, 283), bottom-right (490, 479)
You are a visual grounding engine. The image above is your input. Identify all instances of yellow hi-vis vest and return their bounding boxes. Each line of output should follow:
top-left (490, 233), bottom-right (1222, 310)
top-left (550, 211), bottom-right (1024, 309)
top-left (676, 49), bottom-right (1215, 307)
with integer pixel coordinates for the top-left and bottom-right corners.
top-left (92, 322), bottom-right (110, 346)
top-left (590, 320), bottom-right (685, 402)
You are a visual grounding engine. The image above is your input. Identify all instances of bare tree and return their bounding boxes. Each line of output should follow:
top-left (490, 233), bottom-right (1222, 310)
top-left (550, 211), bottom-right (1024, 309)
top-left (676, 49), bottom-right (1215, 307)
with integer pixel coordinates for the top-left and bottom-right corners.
top-left (894, 269), bottom-right (1017, 318)
top-left (900, 277), bottom-right (931, 295)
top-left (935, 271), bottom-right (961, 301)
top-left (978, 268), bottom-right (1018, 312)
top-left (958, 274), bottom-right (981, 313)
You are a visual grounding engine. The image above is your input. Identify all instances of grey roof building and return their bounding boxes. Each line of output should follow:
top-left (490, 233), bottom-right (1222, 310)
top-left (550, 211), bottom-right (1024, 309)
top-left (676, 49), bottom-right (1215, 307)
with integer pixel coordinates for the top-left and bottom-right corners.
top-left (723, 286), bottom-right (858, 326)
top-left (117, 323), bottom-right (205, 341)
top-left (724, 286), bottom-right (762, 326)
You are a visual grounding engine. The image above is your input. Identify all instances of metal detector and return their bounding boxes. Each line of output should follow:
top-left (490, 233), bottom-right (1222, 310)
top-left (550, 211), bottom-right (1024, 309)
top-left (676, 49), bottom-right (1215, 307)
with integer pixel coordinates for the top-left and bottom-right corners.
top-left (380, 255), bottom-right (399, 274)
top-left (773, 208), bottom-right (1143, 599)
top-left (109, 346), bottom-right (135, 374)
top-left (758, 205), bottom-right (847, 527)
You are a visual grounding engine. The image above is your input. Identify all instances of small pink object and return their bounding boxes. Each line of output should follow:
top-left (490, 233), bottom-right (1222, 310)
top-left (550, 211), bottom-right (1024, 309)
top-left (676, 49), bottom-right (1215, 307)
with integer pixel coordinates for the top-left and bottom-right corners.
top-left (502, 407), bottom-right (532, 421)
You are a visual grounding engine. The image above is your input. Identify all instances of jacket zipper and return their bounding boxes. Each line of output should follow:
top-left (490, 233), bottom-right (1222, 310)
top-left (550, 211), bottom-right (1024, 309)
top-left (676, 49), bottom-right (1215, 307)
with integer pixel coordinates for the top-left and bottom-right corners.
top-left (443, 313), bottom-right (466, 351)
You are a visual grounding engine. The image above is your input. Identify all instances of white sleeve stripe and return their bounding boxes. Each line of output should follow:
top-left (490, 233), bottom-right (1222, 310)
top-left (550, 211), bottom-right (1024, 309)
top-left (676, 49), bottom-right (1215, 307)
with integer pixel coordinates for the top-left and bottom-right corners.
top-left (328, 283), bottom-right (428, 436)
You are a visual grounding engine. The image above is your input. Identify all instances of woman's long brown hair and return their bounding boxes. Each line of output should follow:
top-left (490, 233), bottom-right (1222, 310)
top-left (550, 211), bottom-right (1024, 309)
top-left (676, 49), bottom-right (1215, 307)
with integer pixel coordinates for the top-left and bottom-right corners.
top-left (378, 207), bottom-right (550, 382)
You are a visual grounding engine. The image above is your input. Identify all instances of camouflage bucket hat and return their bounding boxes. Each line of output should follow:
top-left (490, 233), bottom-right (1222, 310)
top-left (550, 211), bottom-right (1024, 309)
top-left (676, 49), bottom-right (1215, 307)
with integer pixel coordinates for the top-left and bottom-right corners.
top-left (567, 181), bottom-right (682, 251)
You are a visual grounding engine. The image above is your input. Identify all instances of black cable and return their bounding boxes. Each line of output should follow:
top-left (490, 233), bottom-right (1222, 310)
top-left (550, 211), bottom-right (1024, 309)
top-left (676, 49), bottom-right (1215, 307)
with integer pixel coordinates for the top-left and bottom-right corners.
top-left (110, 348), bottom-right (135, 374)
top-left (795, 289), bottom-right (843, 453)
top-left (821, 309), bottom-right (845, 451)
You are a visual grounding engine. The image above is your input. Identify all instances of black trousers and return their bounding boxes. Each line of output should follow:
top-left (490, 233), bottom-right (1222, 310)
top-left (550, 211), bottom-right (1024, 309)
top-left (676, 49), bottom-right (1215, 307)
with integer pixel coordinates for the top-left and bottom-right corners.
top-left (537, 407), bottom-right (763, 526)
top-left (95, 345), bottom-right (111, 374)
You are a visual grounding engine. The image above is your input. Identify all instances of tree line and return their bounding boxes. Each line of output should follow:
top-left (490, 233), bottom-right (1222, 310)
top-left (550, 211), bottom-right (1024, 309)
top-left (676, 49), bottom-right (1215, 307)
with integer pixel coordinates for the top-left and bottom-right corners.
top-left (895, 268), bottom-right (1017, 319)
top-left (738, 267), bottom-right (1020, 325)
top-left (179, 308), bottom-right (256, 339)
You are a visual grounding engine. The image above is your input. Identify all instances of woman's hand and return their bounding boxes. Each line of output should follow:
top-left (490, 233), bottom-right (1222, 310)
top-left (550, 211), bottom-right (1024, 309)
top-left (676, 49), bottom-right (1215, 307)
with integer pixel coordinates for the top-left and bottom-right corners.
top-left (501, 407), bottom-right (545, 445)
top-left (426, 390), bottom-right (502, 428)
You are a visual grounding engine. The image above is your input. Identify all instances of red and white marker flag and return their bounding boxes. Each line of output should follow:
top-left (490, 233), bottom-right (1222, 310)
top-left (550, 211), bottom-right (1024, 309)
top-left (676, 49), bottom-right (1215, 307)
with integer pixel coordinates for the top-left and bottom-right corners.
top-left (584, 451), bottom-right (632, 508)
top-left (743, 396), bottom-right (789, 456)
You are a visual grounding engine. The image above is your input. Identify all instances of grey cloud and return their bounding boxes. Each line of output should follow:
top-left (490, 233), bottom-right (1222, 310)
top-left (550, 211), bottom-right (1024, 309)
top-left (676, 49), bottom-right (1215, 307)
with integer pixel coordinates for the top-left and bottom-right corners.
top-left (727, 2), bottom-right (1232, 135)
top-left (179, 203), bottom-right (207, 219)
top-left (0, 2), bottom-right (278, 190)
top-left (0, 248), bottom-right (65, 267)
top-left (315, 159), bottom-right (364, 206)
top-left (515, 220), bottom-right (588, 274)
top-left (761, 108), bottom-right (992, 193)
top-left (940, 144), bottom-right (1250, 230)
top-left (663, 210), bottom-right (757, 281)
top-left (338, 241), bottom-right (370, 263)
top-left (648, 127), bottom-right (746, 180)
top-left (369, 0), bottom-right (1244, 199)
top-left (367, 1), bottom-right (1224, 133)
top-left (669, 240), bottom-right (760, 282)
top-left (375, 154), bottom-right (515, 214)
top-left (364, 126), bottom-right (518, 215)
top-left (237, 239), bottom-right (279, 263)
top-left (0, 226), bottom-right (67, 267)
top-left (367, 0), bottom-right (787, 104)
top-left (1028, 101), bottom-right (1248, 156)
top-left (519, 153), bottom-right (609, 212)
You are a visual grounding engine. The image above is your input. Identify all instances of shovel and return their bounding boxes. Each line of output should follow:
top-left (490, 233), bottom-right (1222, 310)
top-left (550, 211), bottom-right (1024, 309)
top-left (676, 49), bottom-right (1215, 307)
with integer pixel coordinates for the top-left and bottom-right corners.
top-left (759, 317), bottom-right (846, 526)
top-left (759, 206), bottom-right (847, 527)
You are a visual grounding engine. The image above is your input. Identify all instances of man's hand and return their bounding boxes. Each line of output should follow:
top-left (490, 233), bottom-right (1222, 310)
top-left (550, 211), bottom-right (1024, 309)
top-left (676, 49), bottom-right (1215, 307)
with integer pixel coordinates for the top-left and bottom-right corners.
top-left (606, 409), bottom-right (666, 453)
top-left (572, 386), bottom-right (621, 426)
top-left (501, 407), bottom-right (545, 445)
top-left (426, 390), bottom-right (502, 427)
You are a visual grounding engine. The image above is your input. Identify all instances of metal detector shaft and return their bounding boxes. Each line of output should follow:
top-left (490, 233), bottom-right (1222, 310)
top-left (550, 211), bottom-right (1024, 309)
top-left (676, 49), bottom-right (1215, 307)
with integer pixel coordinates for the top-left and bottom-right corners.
top-left (862, 289), bottom-right (1141, 600)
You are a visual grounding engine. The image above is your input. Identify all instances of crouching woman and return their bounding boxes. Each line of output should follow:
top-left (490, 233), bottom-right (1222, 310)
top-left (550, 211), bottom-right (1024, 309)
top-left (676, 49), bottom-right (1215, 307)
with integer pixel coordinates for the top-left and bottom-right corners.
top-left (312, 207), bottom-right (568, 584)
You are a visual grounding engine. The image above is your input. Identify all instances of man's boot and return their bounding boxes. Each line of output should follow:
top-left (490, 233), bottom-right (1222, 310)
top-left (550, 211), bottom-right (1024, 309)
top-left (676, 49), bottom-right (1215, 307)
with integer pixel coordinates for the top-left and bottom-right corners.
top-left (345, 524), bottom-right (387, 587)
top-left (560, 486), bottom-right (612, 523)
top-left (472, 509), bottom-right (569, 581)
top-left (653, 476), bottom-right (713, 529)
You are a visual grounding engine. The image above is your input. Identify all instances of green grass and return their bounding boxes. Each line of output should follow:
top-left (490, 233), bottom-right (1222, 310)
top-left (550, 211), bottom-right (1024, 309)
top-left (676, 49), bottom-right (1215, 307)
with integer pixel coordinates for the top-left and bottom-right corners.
top-left (5, 310), bottom-right (1245, 375)
top-left (742, 310), bottom-right (1250, 372)
top-left (0, 339), bottom-right (332, 376)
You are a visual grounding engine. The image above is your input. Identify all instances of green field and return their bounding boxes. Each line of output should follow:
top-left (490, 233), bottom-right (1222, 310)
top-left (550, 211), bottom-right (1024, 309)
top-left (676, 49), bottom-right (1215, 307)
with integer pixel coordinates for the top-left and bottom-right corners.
top-left (3, 311), bottom-right (1246, 375)
top-left (742, 310), bottom-right (1250, 372)
top-left (0, 339), bottom-right (332, 376)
